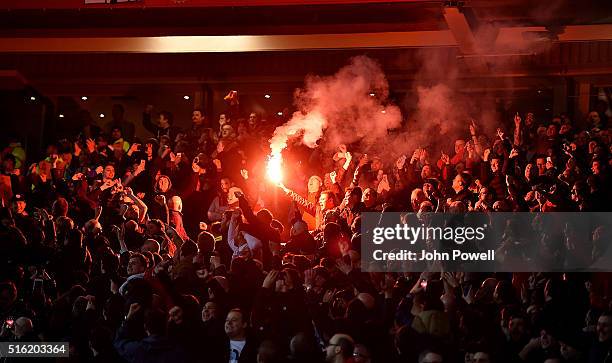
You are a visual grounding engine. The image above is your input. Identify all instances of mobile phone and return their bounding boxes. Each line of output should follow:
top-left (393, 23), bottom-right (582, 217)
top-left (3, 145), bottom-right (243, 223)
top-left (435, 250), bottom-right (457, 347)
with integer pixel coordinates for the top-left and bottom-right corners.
top-left (5, 318), bottom-right (14, 329)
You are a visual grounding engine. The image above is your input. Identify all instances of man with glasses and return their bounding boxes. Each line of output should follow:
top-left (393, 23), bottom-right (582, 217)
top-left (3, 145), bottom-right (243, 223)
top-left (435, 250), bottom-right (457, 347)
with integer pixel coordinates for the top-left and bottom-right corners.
top-left (325, 333), bottom-right (354, 363)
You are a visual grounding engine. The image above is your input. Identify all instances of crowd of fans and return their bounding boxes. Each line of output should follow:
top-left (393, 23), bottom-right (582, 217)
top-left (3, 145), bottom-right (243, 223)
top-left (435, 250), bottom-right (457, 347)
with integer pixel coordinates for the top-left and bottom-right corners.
top-left (0, 94), bottom-right (611, 363)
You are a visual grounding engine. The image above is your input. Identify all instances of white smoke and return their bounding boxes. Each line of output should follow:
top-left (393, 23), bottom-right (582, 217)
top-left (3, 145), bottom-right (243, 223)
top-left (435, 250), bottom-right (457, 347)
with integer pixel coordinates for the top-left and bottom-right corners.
top-left (268, 56), bottom-right (402, 157)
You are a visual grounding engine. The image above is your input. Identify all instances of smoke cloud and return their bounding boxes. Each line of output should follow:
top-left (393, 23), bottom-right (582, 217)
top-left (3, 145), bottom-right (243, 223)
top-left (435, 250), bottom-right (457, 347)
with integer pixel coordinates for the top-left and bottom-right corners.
top-left (269, 20), bottom-right (550, 168)
top-left (268, 56), bottom-right (402, 157)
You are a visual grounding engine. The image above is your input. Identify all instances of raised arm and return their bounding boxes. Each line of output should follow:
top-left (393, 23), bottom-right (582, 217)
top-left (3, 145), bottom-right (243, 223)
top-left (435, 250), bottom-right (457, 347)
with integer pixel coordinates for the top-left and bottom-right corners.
top-left (227, 211), bottom-right (240, 254)
top-left (125, 187), bottom-right (148, 224)
top-left (142, 105), bottom-right (157, 135)
top-left (513, 113), bottom-right (523, 147)
top-left (279, 184), bottom-right (316, 216)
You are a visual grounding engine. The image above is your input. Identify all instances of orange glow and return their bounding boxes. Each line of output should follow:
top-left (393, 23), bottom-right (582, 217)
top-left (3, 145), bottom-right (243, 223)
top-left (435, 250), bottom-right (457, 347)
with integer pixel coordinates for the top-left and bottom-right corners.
top-left (266, 153), bottom-right (283, 185)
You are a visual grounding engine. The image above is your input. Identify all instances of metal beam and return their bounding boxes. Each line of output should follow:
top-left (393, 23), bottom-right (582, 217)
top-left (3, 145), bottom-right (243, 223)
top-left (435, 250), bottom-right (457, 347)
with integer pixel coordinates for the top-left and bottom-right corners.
top-left (0, 31), bottom-right (457, 53)
top-left (0, 25), bottom-right (610, 54)
top-left (443, 7), bottom-right (478, 54)
top-left (443, 6), bottom-right (489, 73)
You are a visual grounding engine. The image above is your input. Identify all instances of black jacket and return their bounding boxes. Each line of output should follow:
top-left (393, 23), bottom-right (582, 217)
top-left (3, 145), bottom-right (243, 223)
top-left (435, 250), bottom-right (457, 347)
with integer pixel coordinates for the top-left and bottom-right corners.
top-left (221, 335), bottom-right (258, 363)
top-left (142, 112), bottom-right (181, 143)
top-left (114, 321), bottom-right (188, 363)
top-left (251, 287), bottom-right (313, 344)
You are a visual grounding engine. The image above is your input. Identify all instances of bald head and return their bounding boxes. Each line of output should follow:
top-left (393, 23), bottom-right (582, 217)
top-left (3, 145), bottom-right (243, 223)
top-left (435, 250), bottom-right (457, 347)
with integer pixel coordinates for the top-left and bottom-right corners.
top-left (357, 292), bottom-right (375, 310)
top-left (141, 239), bottom-right (160, 254)
top-left (290, 332), bottom-right (318, 356)
top-left (125, 219), bottom-right (139, 232)
top-left (84, 219), bottom-right (102, 235)
top-left (14, 317), bottom-right (33, 338)
top-left (326, 333), bottom-right (354, 362)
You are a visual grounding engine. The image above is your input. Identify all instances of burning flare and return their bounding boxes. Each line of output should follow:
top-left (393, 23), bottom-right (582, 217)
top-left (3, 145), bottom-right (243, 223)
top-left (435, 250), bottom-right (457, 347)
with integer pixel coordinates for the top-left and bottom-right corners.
top-left (266, 153), bottom-right (283, 185)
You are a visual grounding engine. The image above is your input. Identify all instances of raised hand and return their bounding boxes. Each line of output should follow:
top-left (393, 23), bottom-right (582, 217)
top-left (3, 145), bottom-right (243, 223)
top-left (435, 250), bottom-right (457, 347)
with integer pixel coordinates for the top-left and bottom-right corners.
top-left (322, 288), bottom-right (337, 303)
top-left (466, 141), bottom-right (476, 158)
top-left (110, 279), bottom-right (119, 295)
top-left (263, 270), bottom-right (279, 289)
top-left (39, 208), bottom-right (51, 222)
top-left (124, 187), bottom-right (134, 197)
top-left (410, 148), bottom-right (421, 164)
top-left (336, 258), bottom-right (352, 275)
top-left (84, 295), bottom-right (96, 311)
top-left (358, 153), bottom-right (369, 167)
top-left (304, 269), bottom-right (314, 288)
top-left (377, 174), bottom-right (391, 194)
top-left (441, 272), bottom-right (458, 288)
top-left (483, 148), bottom-right (491, 162)
top-left (154, 194), bottom-right (167, 205)
top-left (469, 120), bottom-right (477, 136)
top-left (441, 152), bottom-right (450, 165)
top-left (86, 138), bottom-right (96, 154)
top-left (74, 142), bottom-right (82, 156)
top-left (127, 143), bottom-right (140, 157)
top-left (509, 148), bottom-right (519, 159)
top-left (224, 90), bottom-right (239, 104)
top-left (396, 154), bottom-right (407, 170)
top-left (135, 160), bottom-right (146, 175)
top-left (419, 148), bottom-right (427, 161)
top-left (345, 151), bottom-right (352, 163)
top-left (514, 113), bottom-right (521, 126)
top-left (126, 303), bottom-right (141, 320)
top-left (352, 167), bottom-right (360, 180)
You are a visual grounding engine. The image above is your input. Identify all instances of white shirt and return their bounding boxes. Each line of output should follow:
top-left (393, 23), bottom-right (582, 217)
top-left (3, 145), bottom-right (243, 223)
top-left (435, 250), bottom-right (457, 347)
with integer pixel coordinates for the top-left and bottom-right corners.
top-left (228, 218), bottom-right (262, 261)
